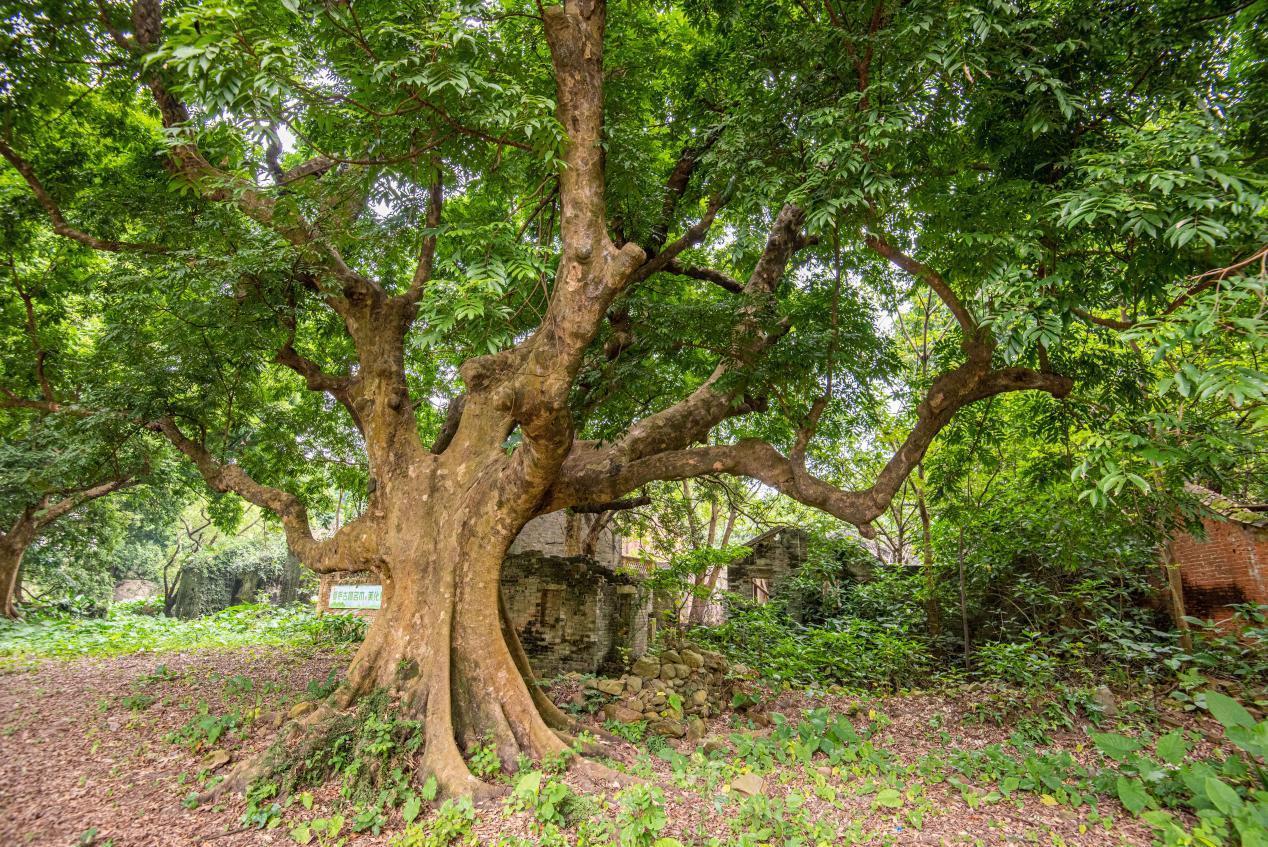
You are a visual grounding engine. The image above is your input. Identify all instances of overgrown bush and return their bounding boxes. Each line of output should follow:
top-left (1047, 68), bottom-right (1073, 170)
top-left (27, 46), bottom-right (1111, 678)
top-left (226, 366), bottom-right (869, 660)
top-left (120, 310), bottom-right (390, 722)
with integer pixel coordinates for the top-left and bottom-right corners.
top-left (695, 600), bottom-right (933, 689)
top-left (0, 603), bottom-right (364, 659)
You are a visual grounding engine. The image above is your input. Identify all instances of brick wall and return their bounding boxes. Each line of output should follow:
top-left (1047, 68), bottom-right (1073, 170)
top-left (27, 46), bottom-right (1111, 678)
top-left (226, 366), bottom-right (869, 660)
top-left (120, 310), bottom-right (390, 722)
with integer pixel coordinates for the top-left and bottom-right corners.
top-left (728, 527), bottom-right (809, 603)
top-left (1170, 516), bottom-right (1268, 626)
top-left (508, 512), bottom-right (622, 569)
top-left (500, 551), bottom-right (649, 677)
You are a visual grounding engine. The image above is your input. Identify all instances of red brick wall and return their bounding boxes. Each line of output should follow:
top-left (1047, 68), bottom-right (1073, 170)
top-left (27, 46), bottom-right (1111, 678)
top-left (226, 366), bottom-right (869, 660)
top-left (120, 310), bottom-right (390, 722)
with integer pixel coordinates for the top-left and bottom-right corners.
top-left (1170, 517), bottom-right (1268, 626)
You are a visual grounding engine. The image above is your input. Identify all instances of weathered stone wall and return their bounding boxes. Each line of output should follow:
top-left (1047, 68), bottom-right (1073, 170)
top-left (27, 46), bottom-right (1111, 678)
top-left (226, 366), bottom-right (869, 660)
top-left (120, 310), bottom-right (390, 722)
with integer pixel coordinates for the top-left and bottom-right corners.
top-left (728, 526), bottom-right (809, 603)
top-left (583, 643), bottom-right (749, 742)
top-left (500, 552), bottom-right (649, 677)
top-left (508, 511), bottom-right (622, 569)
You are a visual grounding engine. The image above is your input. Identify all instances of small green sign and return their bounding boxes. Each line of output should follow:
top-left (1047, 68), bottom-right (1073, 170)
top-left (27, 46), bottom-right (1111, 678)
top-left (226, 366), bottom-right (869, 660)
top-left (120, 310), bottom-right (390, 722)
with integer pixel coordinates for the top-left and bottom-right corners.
top-left (329, 584), bottom-right (382, 609)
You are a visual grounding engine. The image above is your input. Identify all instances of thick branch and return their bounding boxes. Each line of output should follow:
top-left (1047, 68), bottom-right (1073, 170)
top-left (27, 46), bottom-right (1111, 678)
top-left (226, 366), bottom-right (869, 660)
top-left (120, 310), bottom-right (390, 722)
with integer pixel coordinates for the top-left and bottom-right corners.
top-left (403, 171), bottom-right (445, 306)
top-left (548, 363), bottom-right (1072, 530)
top-left (569, 495), bottom-right (650, 514)
top-left (274, 343), bottom-right (352, 399)
top-left (542, 0), bottom-right (610, 258)
top-left (647, 133), bottom-right (719, 254)
top-left (150, 417), bottom-right (368, 573)
top-left (608, 204), bottom-right (808, 463)
top-left (664, 260), bottom-right (745, 293)
top-left (627, 196), bottom-right (723, 287)
top-left (430, 394), bottom-right (466, 454)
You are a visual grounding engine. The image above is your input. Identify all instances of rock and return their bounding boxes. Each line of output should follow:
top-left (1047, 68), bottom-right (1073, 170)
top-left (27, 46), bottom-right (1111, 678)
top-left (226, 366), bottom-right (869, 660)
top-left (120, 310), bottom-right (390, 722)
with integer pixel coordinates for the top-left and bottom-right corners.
top-left (673, 663), bottom-right (691, 679)
top-left (731, 774), bottom-right (765, 796)
top-left (748, 712), bottom-right (773, 728)
top-left (622, 697), bottom-right (645, 713)
top-left (702, 737), bottom-right (729, 756)
top-left (632, 657), bottom-right (660, 678)
top-left (1092, 685), bottom-right (1118, 717)
top-left (265, 710), bottom-right (285, 729)
top-left (569, 690), bottom-right (588, 707)
top-left (661, 649), bottom-right (682, 665)
top-left (660, 664), bottom-right (676, 681)
top-left (603, 704), bottom-right (645, 723)
top-left (643, 711), bottom-right (659, 720)
top-left (201, 750), bottom-right (231, 772)
top-left (650, 719), bottom-right (687, 738)
top-left (681, 649), bottom-right (704, 669)
top-left (686, 717), bottom-right (707, 742)
top-left (648, 693), bottom-right (667, 708)
top-left (691, 689), bottom-right (709, 707)
top-left (594, 678), bottom-right (624, 696)
top-left (624, 675), bottom-right (643, 694)
top-left (816, 766), bottom-right (833, 777)
top-left (288, 701), bottom-right (316, 720)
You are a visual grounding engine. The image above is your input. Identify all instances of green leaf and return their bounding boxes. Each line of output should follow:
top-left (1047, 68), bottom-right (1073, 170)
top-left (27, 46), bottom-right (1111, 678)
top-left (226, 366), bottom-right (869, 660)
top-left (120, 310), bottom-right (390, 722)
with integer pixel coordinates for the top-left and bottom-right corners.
top-left (1203, 691), bottom-right (1254, 729)
top-left (1155, 731), bottom-right (1189, 765)
top-left (875, 788), bottom-right (903, 808)
top-left (1091, 731), bottom-right (1143, 760)
top-left (290, 824), bottom-right (312, 845)
top-left (1116, 776), bottom-right (1151, 815)
top-left (1203, 777), bottom-right (1242, 815)
top-left (402, 794), bottom-right (421, 824)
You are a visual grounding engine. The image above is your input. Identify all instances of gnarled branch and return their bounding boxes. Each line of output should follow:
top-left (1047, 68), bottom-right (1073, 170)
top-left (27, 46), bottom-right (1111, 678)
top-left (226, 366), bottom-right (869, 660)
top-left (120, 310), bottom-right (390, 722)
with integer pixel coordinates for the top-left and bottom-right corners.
top-left (149, 417), bottom-right (371, 574)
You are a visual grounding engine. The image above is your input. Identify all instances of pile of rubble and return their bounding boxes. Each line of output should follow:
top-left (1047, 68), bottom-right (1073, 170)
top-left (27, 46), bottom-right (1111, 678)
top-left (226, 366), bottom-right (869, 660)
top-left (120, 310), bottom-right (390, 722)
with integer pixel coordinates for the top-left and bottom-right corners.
top-left (582, 644), bottom-right (749, 741)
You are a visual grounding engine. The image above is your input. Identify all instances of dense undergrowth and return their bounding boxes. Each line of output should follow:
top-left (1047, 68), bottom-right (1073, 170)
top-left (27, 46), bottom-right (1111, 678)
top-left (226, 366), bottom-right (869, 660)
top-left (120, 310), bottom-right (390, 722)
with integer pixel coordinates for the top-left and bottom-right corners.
top-left (0, 602), bottom-right (367, 660)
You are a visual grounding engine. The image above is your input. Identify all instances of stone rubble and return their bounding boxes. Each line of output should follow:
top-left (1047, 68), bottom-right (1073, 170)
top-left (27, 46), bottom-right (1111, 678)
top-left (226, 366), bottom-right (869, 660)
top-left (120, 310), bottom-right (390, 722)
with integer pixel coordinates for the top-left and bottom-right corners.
top-left (584, 641), bottom-right (755, 737)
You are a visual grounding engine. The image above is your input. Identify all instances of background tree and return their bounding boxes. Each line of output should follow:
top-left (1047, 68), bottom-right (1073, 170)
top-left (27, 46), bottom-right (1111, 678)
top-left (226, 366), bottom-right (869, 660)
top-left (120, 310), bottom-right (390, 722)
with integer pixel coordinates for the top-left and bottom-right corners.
top-left (0, 0), bottom-right (1262, 797)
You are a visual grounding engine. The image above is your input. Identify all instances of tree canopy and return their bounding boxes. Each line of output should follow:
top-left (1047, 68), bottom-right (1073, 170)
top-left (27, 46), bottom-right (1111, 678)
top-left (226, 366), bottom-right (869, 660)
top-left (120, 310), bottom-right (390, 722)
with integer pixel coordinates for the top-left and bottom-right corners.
top-left (1, 0), bottom-right (1264, 796)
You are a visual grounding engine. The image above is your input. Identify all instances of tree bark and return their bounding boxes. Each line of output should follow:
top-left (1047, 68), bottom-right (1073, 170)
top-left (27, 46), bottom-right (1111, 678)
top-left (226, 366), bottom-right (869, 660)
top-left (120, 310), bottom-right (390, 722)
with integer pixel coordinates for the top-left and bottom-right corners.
top-left (0, 538), bottom-right (28, 619)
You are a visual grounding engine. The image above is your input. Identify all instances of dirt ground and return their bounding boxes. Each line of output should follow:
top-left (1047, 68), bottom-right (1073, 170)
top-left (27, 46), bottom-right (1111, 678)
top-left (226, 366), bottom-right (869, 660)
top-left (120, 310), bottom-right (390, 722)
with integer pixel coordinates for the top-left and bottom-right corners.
top-left (0, 646), bottom-right (1167, 846)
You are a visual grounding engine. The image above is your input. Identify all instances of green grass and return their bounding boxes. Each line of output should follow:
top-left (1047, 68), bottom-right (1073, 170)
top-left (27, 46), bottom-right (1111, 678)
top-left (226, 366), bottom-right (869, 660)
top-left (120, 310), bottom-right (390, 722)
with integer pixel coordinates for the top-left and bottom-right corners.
top-left (0, 603), bottom-right (365, 660)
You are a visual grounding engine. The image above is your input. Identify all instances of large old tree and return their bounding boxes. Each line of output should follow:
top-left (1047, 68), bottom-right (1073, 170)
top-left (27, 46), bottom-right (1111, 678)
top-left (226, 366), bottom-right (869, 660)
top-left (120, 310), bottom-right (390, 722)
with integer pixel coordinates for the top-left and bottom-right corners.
top-left (1, 0), bottom-right (1263, 793)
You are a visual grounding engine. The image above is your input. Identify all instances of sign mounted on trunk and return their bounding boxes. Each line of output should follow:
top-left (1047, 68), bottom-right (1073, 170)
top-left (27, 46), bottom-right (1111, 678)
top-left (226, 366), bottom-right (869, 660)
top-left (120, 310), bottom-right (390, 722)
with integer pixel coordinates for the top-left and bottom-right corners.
top-left (329, 584), bottom-right (383, 610)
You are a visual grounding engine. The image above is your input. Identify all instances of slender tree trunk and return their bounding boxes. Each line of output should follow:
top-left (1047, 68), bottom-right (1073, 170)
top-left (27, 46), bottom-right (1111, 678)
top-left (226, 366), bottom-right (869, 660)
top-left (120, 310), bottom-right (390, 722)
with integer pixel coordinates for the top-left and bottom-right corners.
top-left (915, 464), bottom-right (941, 639)
top-left (1160, 540), bottom-right (1192, 651)
top-left (957, 525), bottom-right (970, 670)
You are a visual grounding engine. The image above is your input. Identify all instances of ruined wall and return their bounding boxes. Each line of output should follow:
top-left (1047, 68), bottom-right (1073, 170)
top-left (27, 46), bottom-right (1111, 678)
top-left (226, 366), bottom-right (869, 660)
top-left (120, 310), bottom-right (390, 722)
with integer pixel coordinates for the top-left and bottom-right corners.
top-left (1171, 516), bottom-right (1268, 626)
top-left (508, 511), bottom-right (622, 569)
top-left (727, 527), bottom-right (809, 603)
top-left (500, 552), bottom-right (648, 677)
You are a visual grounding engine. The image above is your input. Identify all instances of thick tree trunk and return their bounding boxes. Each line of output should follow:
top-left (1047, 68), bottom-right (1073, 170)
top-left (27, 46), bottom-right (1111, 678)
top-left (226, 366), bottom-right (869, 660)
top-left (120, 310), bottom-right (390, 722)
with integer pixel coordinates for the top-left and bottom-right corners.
top-left (0, 541), bottom-right (25, 619)
top-left (238, 463), bottom-right (620, 800)
top-left (0, 517), bottom-right (36, 620)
